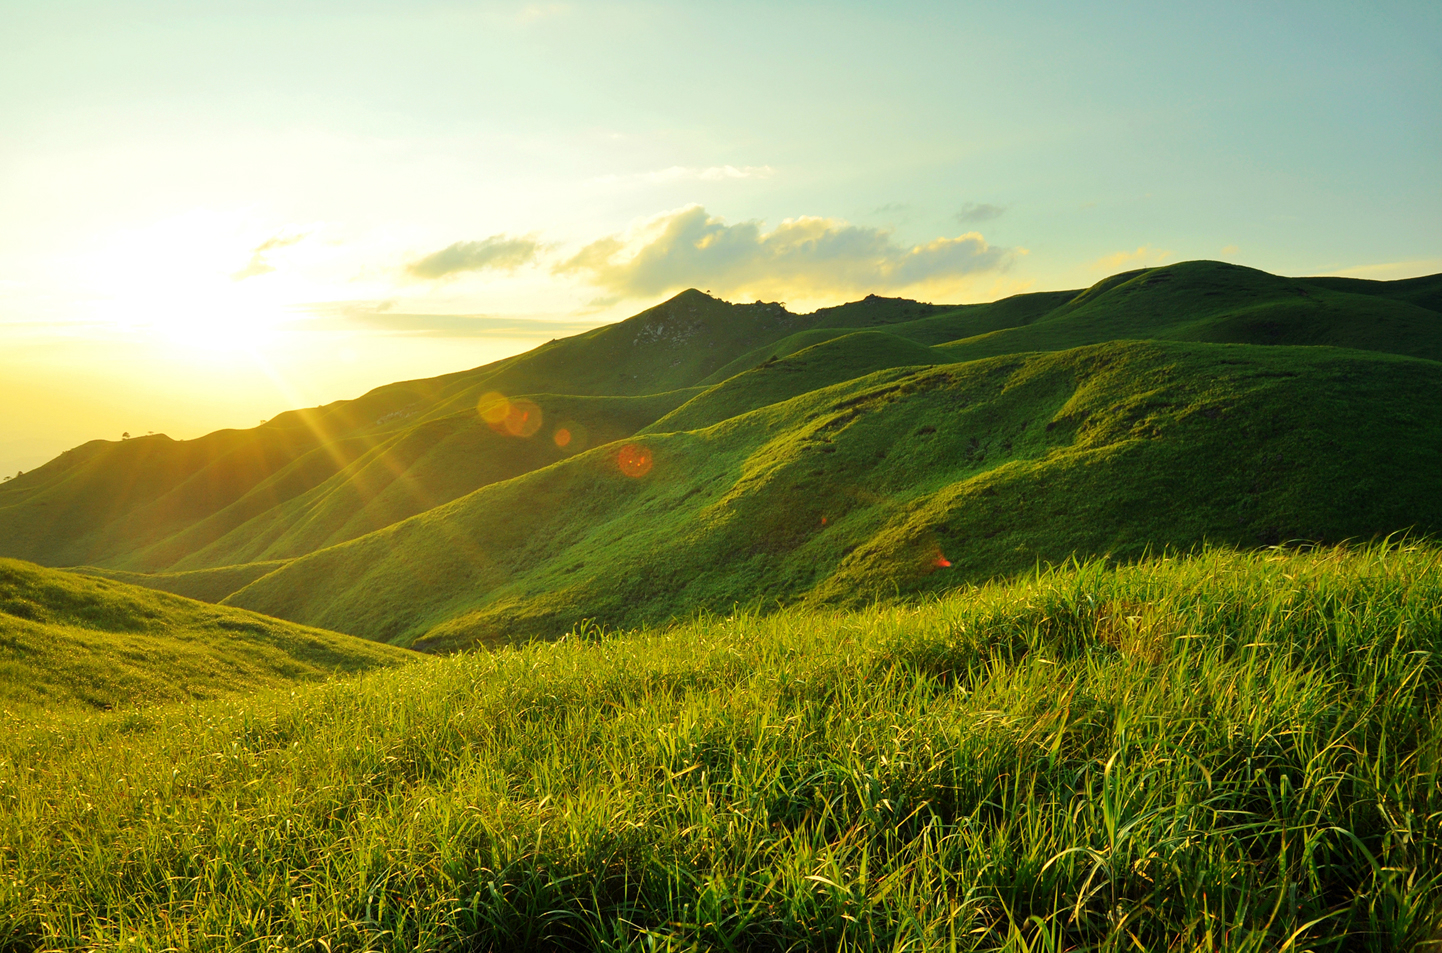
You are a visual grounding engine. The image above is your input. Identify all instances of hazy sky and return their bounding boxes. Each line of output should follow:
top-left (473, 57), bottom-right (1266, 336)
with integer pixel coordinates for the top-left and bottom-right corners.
top-left (3, 0), bottom-right (1439, 475)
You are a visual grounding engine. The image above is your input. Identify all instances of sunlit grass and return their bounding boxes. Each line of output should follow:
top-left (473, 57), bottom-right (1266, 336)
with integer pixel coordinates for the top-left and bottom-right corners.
top-left (3, 541), bottom-right (1439, 950)
top-left (0, 558), bottom-right (410, 717)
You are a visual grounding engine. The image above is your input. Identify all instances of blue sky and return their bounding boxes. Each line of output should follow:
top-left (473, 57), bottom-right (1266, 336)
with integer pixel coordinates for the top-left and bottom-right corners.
top-left (2, 0), bottom-right (1438, 474)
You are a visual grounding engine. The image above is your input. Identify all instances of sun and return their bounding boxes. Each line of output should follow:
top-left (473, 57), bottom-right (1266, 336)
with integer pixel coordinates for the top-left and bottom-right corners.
top-left (83, 211), bottom-right (305, 361)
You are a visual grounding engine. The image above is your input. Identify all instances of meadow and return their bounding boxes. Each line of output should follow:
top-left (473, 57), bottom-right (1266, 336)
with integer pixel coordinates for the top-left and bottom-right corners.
top-left (3, 542), bottom-right (1439, 951)
top-left (1, 263), bottom-right (1438, 654)
top-left (0, 558), bottom-right (409, 717)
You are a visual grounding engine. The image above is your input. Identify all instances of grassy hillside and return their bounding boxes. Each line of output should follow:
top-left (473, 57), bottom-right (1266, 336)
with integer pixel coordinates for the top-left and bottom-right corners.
top-left (0, 424), bottom-right (344, 568)
top-left (1, 261), bottom-right (1437, 633)
top-left (74, 561), bottom-right (289, 604)
top-left (0, 389), bottom-right (700, 573)
top-left (4, 544), bottom-right (1439, 950)
top-left (223, 340), bottom-right (1442, 650)
top-left (935, 261), bottom-right (1442, 365)
top-left (0, 294), bottom-right (952, 573)
top-left (149, 390), bottom-right (699, 572)
top-left (650, 330), bottom-right (941, 432)
top-left (1302, 271), bottom-right (1442, 313)
top-left (0, 559), bottom-right (410, 715)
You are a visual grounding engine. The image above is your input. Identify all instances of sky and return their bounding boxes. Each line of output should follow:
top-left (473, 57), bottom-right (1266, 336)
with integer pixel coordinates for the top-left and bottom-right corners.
top-left (2, 0), bottom-right (1439, 477)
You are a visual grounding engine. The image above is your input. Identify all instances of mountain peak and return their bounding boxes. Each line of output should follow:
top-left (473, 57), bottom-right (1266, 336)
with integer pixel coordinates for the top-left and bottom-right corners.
top-left (667, 288), bottom-right (722, 305)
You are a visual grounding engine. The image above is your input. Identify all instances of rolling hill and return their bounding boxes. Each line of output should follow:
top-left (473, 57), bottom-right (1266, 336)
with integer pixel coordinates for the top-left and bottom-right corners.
top-left (0, 292), bottom-right (959, 572)
top-left (221, 339), bottom-right (1442, 649)
top-left (1, 260), bottom-right (1438, 651)
top-left (0, 558), bottom-right (410, 714)
top-left (5, 544), bottom-right (1439, 949)
top-left (931, 260), bottom-right (1442, 364)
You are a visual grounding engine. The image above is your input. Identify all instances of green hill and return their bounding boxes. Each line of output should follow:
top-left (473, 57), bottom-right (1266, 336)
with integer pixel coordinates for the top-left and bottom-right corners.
top-left (149, 390), bottom-right (698, 571)
top-left (0, 389), bottom-right (699, 572)
top-left (650, 330), bottom-right (942, 432)
top-left (0, 293), bottom-right (960, 573)
top-left (223, 340), bottom-right (1442, 650)
top-left (0, 558), bottom-right (410, 715)
top-left (72, 561), bottom-right (289, 604)
top-left (934, 261), bottom-right (1442, 364)
top-left (4, 545), bottom-right (1439, 950)
top-left (1301, 270), bottom-right (1442, 313)
top-left (1, 261), bottom-right (1438, 653)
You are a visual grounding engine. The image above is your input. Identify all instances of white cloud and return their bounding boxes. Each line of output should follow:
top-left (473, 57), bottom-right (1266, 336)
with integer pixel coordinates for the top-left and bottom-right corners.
top-left (514, 2), bottom-right (570, 24)
top-left (406, 234), bottom-right (542, 280)
top-left (300, 300), bottom-right (599, 338)
top-left (232, 229), bottom-right (311, 281)
top-left (1089, 244), bottom-right (1171, 272)
top-left (956, 202), bottom-right (1006, 224)
top-left (1330, 258), bottom-right (1442, 281)
top-left (555, 204), bottom-right (1015, 302)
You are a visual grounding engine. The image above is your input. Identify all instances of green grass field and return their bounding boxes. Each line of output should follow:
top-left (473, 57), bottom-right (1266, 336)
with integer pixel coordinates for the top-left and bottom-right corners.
top-left (220, 339), bottom-right (1442, 650)
top-left (2, 261), bottom-right (1440, 949)
top-left (0, 558), bottom-right (410, 716)
top-left (3, 543), bottom-right (1438, 950)
top-left (2, 263), bottom-right (1436, 619)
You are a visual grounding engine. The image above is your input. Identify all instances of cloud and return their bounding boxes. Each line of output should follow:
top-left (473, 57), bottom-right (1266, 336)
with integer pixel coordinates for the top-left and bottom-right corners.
top-left (232, 231), bottom-right (308, 281)
top-left (555, 205), bottom-right (1015, 301)
top-left (406, 234), bottom-right (541, 280)
top-left (1090, 244), bottom-right (1171, 272)
top-left (232, 259), bottom-right (274, 281)
top-left (593, 165), bottom-right (775, 188)
top-left (1331, 258), bottom-right (1442, 280)
top-left (302, 301), bottom-right (598, 338)
top-left (955, 202), bottom-right (1006, 224)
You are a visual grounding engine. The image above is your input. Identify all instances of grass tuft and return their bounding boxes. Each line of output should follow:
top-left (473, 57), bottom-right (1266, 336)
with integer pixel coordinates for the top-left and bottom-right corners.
top-left (3, 542), bottom-right (1439, 950)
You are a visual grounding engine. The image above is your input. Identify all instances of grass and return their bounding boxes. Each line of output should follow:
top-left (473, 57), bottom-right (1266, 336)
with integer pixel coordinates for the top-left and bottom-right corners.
top-left (74, 560), bottom-right (289, 603)
top-left (159, 390), bottom-right (701, 572)
top-left (0, 558), bottom-right (410, 716)
top-left (650, 330), bottom-right (941, 433)
top-left (3, 261), bottom-right (1436, 592)
top-left (3, 542), bottom-right (1439, 950)
top-left (221, 339), bottom-right (1442, 650)
top-left (0, 388), bottom-right (698, 574)
top-left (932, 262), bottom-right (1442, 366)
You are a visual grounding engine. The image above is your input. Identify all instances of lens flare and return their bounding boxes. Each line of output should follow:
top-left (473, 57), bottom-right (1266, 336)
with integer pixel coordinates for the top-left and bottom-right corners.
top-left (478, 392), bottom-right (510, 424)
top-left (934, 553), bottom-right (952, 568)
top-left (502, 398), bottom-right (542, 437)
top-left (617, 443), bottom-right (653, 478)
top-left (479, 391), bottom-right (542, 437)
top-left (555, 421), bottom-right (588, 453)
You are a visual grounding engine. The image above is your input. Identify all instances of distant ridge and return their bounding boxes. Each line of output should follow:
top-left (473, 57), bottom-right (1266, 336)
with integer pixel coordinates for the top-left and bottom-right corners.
top-left (1, 261), bottom-right (1438, 651)
top-left (0, 558), bottom-right (409, 714)
top-left (221, 339), bottom-right (1442, 649)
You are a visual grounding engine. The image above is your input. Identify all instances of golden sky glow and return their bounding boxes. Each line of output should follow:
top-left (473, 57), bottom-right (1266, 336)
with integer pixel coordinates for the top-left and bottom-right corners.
top-left (2, 2), bottom-right (1439, 476)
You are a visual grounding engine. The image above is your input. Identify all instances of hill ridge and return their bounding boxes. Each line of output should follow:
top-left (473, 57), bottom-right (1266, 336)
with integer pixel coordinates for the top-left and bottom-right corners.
top-left (1, 260), bottom-right (1438, 653)
top-left (0, 557), bottom-right (409, 714)
top-left (222, 338), bottom-right (1441, 650)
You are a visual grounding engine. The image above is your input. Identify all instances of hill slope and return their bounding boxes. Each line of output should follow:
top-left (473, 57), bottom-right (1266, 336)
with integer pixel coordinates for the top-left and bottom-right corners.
top-left (1, 261), bottom-right (1438, 648)
top-left (649, 330), bottom-right (942, 433)
top-left (0, 559), bottom-right (410, 714)
top-left (0, 294), bottom-right (960, 572)
top-left (223, 340), bottom-right (1442, 649)
top-left (4, 545), bottom-right (1439, 950)
top-left (935, 261), bottom-right (1442, 364)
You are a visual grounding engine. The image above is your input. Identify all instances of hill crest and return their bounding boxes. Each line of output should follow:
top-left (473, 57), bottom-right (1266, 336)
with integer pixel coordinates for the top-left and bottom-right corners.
top-left (1, 260), bottom-right (1438, 652)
